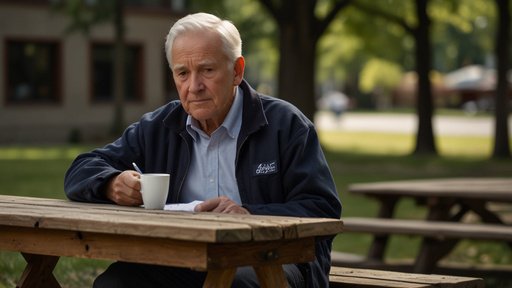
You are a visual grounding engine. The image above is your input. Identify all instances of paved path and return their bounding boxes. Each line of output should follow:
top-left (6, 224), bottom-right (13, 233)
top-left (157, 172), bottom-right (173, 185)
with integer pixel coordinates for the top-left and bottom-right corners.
top-left (314, 112), bottom-right (512, 136)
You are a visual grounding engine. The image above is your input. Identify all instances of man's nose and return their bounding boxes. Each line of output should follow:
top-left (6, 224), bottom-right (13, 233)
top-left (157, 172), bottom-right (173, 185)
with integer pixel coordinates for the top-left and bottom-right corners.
top-left (188, 73), bottom-right (204, 93)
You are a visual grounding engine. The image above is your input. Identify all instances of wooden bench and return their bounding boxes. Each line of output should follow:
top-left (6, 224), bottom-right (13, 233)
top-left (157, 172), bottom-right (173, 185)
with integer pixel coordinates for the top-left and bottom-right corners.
top-left (342, 217), bottom-right (512, 241)
top-left (329, 266), bottom-right (485, 287)
top-left (339, 178), bottom-right (512, 278)
top-left (332, 217), bottom-right (512, 278)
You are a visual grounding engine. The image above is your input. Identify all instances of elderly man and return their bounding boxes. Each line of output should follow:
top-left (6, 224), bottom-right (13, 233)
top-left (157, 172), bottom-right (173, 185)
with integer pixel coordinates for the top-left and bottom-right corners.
top-left (64, 12), bottom-right (341, 288)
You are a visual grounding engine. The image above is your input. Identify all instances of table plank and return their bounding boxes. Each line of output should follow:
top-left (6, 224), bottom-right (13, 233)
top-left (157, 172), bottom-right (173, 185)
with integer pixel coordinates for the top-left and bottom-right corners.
top-left (329, 275), bottom-right (431, 288)
top-left (206, 237), bottom-right (315, 269)
top-left (0, 195), bottom-right (343, 242)
top-left (0, 225), bottom-right (209, 269)
top-left (0, 225), bottom-right (316, 270)
top-left (0, 203), bottom-right (254, 243)
top-left (330, 267), bottom-right (485, 288)
top-left (349, 178), bottom-right (512, 202)
top-left (343, 217), bottom-right (512, 241)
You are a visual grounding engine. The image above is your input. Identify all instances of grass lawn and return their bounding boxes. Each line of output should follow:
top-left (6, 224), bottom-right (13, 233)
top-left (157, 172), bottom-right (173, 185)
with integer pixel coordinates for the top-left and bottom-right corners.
top-left (321, 131), bottom-right (512, 259)
top-left (0, 146), bottom-right (112, 288)
top-left (0, 130), bottom-right (511, 287)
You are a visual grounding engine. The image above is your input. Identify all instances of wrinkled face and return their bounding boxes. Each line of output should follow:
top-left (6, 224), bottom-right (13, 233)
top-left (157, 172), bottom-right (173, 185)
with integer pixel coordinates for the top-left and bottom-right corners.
top-left (171, 30), bottom-right (244, 132)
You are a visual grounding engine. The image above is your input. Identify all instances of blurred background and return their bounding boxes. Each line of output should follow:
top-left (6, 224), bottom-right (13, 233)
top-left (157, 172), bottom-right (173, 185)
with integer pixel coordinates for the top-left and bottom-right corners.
top-left (0, 0), bottom-right (510, 153)
top-left (0, 0), bottom-right (511, 287)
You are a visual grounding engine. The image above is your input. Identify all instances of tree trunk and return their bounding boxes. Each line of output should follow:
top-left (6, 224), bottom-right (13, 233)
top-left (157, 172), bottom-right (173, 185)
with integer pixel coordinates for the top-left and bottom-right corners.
top-left (112, 0), bottom-right (125, 136)
top-left (412, 0), bottom-right (437, 155)
top-left (258, 0), bottom-right (350, 121)
top-left (492, 0), bottom-right (511, 158)
top-left (276, 1), bottom-right (317, 121)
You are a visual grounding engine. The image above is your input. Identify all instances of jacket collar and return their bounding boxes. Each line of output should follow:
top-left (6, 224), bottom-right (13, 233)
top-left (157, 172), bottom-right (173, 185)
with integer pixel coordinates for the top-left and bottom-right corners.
top-left (238, 79), bottom-right (268, 138)
top-left (162, 79), bottom-right (268, 137)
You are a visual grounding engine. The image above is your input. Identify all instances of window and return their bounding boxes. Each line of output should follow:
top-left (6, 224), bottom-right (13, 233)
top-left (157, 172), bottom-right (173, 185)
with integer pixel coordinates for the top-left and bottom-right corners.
top-left (5, 39), bottom-right (61, 104)
top-left (91, 43), bottom-right (143, 103)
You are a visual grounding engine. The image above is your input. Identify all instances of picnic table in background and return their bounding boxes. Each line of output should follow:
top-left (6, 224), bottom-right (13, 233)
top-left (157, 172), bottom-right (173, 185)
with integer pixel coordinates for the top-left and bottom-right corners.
top-left (336, 177), bottom-right (512, 277)
top-left (0, 195), bottom-right (343, 288)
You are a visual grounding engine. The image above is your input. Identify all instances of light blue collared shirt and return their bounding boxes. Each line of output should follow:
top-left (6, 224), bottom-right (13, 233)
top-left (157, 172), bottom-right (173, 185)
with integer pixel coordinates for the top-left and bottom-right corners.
top-left (180, 87), bottom-right (243, 204)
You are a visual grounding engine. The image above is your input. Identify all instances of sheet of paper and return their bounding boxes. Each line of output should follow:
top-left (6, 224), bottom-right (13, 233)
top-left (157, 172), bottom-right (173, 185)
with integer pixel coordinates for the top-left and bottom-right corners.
top-left (164, 200), bottom-right (203, 212)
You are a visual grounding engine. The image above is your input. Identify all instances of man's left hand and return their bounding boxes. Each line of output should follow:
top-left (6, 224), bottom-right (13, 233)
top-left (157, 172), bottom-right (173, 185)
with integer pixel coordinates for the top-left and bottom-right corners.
top-left (194, 196), bottom-right (250, 214)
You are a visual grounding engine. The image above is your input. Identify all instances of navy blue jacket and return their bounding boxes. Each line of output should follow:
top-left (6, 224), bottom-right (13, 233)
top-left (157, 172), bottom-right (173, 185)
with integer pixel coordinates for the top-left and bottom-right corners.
top-left (64, 80), bottom-right (342, 287)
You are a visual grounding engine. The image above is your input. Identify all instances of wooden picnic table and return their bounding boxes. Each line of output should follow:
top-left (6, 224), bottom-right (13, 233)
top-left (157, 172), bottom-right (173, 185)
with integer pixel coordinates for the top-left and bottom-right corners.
top-left (348, 177), bottom-right (512, 273)
top-left (0, 195), bottom-right (343, 288)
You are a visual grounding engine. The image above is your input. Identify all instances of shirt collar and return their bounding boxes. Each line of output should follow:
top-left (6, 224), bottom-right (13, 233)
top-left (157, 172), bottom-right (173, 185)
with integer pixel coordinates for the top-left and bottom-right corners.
top-left (186, 87), bottom-right (243, 141)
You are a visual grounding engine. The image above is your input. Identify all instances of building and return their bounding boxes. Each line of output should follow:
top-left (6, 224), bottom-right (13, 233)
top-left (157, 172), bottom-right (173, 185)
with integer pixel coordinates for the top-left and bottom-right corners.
top-left (0, 0), bottom-right (186, 144)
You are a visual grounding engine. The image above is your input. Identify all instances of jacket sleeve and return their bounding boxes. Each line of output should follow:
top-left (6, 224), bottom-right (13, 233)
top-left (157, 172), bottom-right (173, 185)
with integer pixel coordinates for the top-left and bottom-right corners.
top-left (64, 122), bottom-right (144, 203)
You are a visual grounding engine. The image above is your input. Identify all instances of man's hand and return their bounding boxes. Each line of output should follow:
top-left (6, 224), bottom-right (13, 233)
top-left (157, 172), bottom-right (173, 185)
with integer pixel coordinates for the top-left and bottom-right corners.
top-left (106, 170), bottom-right (142, 206)
top-left (194, 196), bottom-right (250, 214)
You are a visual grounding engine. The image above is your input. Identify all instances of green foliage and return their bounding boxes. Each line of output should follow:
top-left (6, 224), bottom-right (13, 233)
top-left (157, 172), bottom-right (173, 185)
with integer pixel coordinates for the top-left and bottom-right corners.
top-left (225, 0), bottom-right (278, 85)
top-left (316, 0), bottom-right (415, 95)
top-left (431, 0), bottom-right (495, 72)
top-left (340, 1), bottom-right (415, 64)
top-left (190, 0), bottom-right (497, 108)
top-left (359, 58), bottom-right (403, 93)
top-left (317, 15), bottom-right (366, 86)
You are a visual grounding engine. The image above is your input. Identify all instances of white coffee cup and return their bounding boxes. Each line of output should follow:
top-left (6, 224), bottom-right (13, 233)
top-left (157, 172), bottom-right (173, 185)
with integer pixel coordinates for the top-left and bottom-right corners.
top-left (140, 173), bottom-right (170, 210)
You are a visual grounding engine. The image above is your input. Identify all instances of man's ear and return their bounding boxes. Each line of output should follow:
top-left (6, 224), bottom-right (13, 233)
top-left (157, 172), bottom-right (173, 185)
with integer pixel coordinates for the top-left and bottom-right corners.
top-left (233, 56), bottom-right (245, 85)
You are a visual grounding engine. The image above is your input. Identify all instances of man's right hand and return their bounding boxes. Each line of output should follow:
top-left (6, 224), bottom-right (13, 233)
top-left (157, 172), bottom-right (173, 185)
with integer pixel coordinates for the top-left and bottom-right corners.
top-left (105, 170), bottom-right (143, 206)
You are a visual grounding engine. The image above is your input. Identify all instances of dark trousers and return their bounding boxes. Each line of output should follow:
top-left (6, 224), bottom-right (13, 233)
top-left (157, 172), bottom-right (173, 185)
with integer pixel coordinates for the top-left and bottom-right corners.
top-left (93, 261), bottom-right (305, 288)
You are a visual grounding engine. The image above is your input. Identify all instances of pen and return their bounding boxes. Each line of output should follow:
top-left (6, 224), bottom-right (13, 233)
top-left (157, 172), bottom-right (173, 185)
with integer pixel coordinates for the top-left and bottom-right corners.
top-left (132, 162), bottom-right (143, 174)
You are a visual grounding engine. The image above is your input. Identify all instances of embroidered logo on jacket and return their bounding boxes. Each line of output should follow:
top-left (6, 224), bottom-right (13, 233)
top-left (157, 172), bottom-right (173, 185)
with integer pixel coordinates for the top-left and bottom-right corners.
top-left (254, 161), bottom-right (278, 176)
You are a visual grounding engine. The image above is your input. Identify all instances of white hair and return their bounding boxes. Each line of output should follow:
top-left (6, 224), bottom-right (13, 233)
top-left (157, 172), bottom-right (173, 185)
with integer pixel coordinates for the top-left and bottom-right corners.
top-left (165, 12), bottom-right (242, 67)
